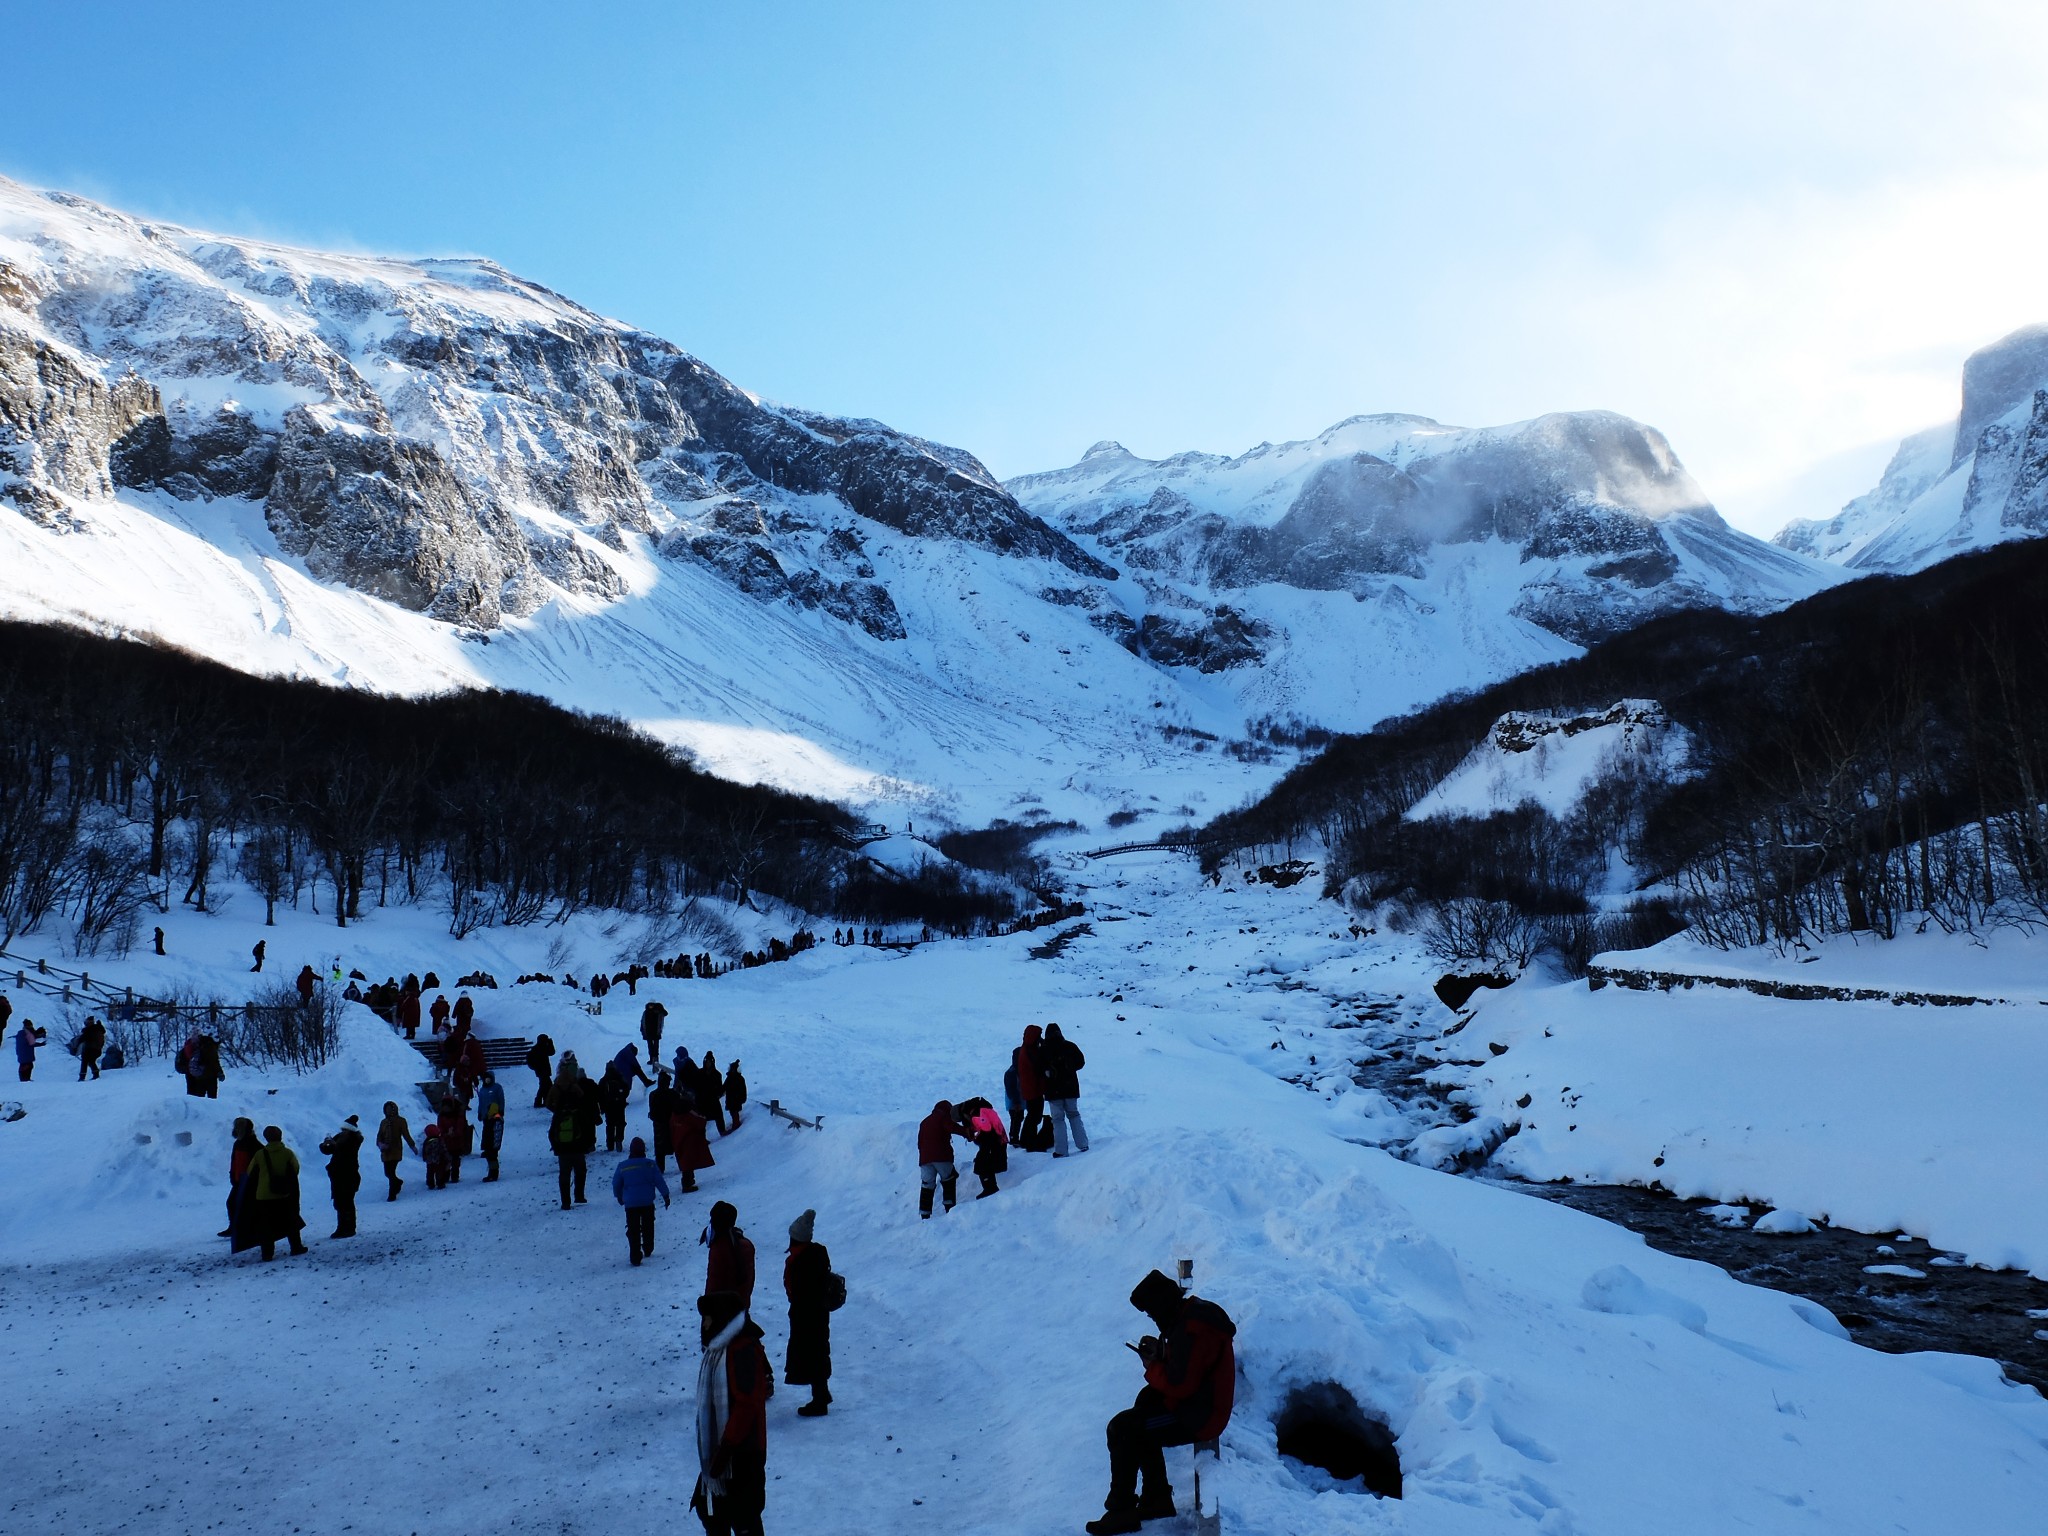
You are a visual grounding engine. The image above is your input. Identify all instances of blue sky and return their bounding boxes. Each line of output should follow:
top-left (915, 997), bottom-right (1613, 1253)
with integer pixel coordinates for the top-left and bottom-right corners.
top-left (7, 1), bottom-right (2048, 532)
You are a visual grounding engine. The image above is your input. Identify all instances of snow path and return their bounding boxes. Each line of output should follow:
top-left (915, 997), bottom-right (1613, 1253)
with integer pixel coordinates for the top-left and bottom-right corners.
top-left (5, 861), bottom-right (2048, 1533)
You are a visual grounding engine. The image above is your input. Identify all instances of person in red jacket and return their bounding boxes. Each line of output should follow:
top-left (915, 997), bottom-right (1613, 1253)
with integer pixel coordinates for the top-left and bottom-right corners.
top-left (691, 1289), bottom-right (771, 1536)
top-left (1012, 1026), bottom-right (1046, 1147)
top-left (703, 1200), bottom-right (756, 1305)
top-left (916, 1099), bottom-right (968, 1218)
top-left (1086, 1269), bottom-right (1238, 1536)
top-left (671, 1099), bottom-right (715, 1192)
top-left (397, 986), bottom-right (422, 1040)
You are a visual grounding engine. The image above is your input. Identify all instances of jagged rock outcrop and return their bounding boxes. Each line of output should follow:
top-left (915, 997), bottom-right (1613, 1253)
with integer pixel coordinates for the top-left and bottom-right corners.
top-left (1014, 412), bottom-right (1824, 648)
top-left (1777, 325), bottom-right (2048, 573)
top-left (0, 176), bottom-right (1106, 631)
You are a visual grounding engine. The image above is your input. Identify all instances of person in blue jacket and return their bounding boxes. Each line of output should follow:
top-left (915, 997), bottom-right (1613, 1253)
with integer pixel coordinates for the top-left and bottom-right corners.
top-left (611, 1135), bottom-right (671, 1266)
top-left (475, 1069), bottom-right (507, 1182)
top-left (14, 1017), bottom-right (39, 1082)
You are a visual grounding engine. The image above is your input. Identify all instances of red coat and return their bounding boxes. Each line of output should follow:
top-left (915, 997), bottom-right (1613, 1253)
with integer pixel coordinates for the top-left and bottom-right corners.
top-left (706, 1229), bottom-right (756, 1304)
top-left (398, 992), bottom-right (421, 1031)
top-left (1144, 1298), bottom-right (1238, 1441)
top-left (917, 1105), bottom-right (964, 1165)
top-left (717, 1322), bottom-right (772, 1457)
top-left (671, 1109), bottom-right (715, 1172)
top-left (1014, 1027), bottom-right (1045, 1098)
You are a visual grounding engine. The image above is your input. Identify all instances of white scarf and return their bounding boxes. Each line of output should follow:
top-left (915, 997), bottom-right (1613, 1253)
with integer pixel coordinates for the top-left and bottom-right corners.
top-left (694, 1310), bottom-right (748, 1496)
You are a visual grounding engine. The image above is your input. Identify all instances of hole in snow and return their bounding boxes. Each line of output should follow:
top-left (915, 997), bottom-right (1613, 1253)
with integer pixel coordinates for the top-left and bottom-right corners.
top-left (1273, 1381), bottom-right (1401, 1498)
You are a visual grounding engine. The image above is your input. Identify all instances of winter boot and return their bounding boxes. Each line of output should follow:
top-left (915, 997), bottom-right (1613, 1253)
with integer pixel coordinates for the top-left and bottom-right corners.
top-left (1136, 1487), bottom-right (1178, 1521)
top-left (977, 1174), bottom-right (999, 1199)
top-left (1085, 1503), bottom-right (1142, 1536)
top-left (941, 1175), bottom-right (958, 1212)
top-left (919, 1186), bottom-right (935, 1220)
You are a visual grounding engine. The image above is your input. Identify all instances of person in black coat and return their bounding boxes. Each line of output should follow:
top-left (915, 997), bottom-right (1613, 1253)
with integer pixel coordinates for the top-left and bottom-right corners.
top-left (527, 1032), bottom-right (555, 1109)
top-left (649, 1069), bottom-right (683, 1172)
top-left (724, 1060), bottom-right (747, 1129)
top-left (1040, 1022), bottom-right (1091, 1157)
top-left (783, 1208), bottom-right (834, 1416)
top-left (319, 1115), bottom-right (365, 1238)
top-left (698, 1052), bottom-right (729, 1135)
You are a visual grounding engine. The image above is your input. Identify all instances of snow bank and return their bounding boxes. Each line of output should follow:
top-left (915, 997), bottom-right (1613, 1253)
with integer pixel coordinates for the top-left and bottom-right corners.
top-left (1456, 969), bottom-right (2048, 1274)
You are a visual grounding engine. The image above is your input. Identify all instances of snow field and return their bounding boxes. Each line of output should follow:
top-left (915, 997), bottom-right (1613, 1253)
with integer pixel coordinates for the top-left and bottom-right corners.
top-left (3, 862), bottom-right (2047, 1533)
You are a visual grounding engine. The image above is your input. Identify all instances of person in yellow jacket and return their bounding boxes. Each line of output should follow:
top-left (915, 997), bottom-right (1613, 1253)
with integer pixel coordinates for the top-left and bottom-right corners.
top-left (231, 1125), bottom-right (308, 1262)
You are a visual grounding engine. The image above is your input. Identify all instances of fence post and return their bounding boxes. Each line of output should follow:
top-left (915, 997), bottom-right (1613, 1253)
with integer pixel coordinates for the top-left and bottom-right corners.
top-left (37, 957), bottom-right (48, 975)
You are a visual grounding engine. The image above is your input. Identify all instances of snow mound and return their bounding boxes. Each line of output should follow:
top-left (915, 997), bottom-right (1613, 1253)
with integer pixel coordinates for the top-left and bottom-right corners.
top-left (1581, 1264), bottom-right (1709, 1333)
top-left (1407, 699), bottom-right (1685, 821)
top-left (1755, 1209), bottom-right (1817, 1235)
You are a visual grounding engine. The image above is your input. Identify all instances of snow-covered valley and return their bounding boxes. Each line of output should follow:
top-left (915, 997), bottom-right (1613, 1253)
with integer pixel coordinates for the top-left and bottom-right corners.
top-left (5, 852), bottom-right (2047, 1535)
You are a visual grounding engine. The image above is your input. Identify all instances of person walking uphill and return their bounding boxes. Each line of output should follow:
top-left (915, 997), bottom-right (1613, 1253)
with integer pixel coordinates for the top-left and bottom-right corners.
top-left (1040, 1022), bottom-right (1090, 1157)
top-left (1084, 1270), bottom-right (1238, 1535)
top-left (640, 999), bottom-right (667, 1062)
top-left (320, 1116), bottom-right (365, 1238)
top-left (526, 1032), bottom-right (555, 1109)
top-left (612, 1136), bottom-right (671, 1265)
top-left (76, 1016), bottom-right (106, 1081)
top-left (703, 1201), bottom-right (756, 1304)
top-left (916, 1100), bottom-right (967, 1219)
top-left (723, 1059), bottom-right (747, 1130)
top-left (783, 1208), bottom-right (835, 1416)
top-left (671, 1094), bottom-right (715, 1193)
top-left (375, 1101), bottom-right (416, 1201)
top-left (232, 1126), bottom-right (309, 1262)
top-left (691, 1289), bottom-right (771, 1536)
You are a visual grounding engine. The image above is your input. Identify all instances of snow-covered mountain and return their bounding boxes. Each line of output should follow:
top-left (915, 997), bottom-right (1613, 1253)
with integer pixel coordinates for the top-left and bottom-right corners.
top-left (1010, 413), bottom-right (1834, 672)
top-left (1, 175), bottom-right (1835, 822)
top-left (1776, 325), bottom-right (2048, 571)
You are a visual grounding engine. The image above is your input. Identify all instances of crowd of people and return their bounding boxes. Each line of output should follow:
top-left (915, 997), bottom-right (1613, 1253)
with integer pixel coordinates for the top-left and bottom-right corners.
top-left (10, 928), bottom-right (1239, 1536)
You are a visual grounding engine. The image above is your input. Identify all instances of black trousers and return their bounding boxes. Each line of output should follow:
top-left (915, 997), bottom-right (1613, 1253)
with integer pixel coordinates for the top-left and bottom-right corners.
top-left (1107, 1387), bottom-right (1194, 1505)
top-left (692, 1456), bottom-right (765, 1536)
top-left (79, 1052), bottom-right (100, 1080)
top-left (626, 1204), bottom-right (656, 1261)
top-left (557, 1151), bottom-right (587, 1207)
top-left (330, 1173), bottom-right (359, 1236)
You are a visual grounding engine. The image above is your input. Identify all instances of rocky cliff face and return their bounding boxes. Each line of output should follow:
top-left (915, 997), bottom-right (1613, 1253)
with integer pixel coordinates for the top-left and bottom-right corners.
top-left (1013, 412), bottom-right (1827, 649)
top-left (1776, 325), bottom-right (2048, 574)
top-left (0, 179), bottom-right (1104, 633)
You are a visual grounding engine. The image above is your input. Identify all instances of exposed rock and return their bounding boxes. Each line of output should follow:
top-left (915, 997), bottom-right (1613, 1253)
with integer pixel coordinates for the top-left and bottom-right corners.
top-left (0, 174), bottom-right (1110, 634)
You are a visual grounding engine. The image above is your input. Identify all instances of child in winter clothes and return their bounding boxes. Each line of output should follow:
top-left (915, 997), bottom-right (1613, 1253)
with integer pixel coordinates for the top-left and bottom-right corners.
top-left (421, 1123), bottom-right (451, 1190)
top-left (967, 1100), bottom-right (1008, 1198)
top-left (611, 1136), bottom-right (672, 1266)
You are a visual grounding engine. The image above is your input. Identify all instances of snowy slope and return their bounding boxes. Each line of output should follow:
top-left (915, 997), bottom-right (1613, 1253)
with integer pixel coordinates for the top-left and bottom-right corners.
top-left (1777, 324), bottom-right (2048, 571)
top-left (1010, 415), bottom-right (1837, 736)
top-left (4, 858), bottom-right (2046, 1534)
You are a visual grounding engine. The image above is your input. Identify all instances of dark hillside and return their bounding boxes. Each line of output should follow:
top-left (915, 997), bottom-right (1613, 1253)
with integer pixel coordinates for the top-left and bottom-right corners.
top-left (1206, 539), bottom-right (2048, 952)
top-left (0, 622), bottom-right (872, 946)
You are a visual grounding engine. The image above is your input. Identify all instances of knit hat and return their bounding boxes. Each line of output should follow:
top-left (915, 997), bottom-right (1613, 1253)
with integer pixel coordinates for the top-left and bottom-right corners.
top-left (789, 1208), bottom-right (816, 1245)
top-left (344, 1114), bottom-right (359, 1126)
top-left (1130, 1269), bottom-right (1183, 1320)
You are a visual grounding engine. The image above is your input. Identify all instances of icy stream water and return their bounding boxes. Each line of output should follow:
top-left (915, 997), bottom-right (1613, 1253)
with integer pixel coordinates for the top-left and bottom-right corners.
top-left (1349, 1020), bottom-right (2048, 1392)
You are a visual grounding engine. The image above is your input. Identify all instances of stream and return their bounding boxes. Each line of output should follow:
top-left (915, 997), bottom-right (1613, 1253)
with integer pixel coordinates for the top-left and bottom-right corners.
top-left (1347, 1017), bottom-right (2048, 1393)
